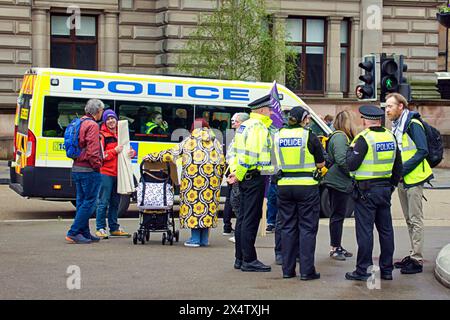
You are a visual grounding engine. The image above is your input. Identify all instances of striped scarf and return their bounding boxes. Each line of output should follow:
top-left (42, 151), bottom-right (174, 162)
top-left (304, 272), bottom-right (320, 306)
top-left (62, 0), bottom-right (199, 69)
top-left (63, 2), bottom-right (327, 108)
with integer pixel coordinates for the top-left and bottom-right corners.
top-left (392, 109), bottom-right (409, 151)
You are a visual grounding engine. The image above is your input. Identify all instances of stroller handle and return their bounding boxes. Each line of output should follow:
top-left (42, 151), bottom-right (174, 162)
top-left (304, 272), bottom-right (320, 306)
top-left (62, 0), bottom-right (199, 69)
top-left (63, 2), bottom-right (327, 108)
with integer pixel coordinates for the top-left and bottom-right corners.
top-left (140, 159), bottom-right (172, 184)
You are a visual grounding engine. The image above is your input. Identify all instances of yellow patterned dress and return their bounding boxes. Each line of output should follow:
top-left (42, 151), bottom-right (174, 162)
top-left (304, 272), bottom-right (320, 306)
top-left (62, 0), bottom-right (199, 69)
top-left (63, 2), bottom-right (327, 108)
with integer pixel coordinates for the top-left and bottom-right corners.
top-left (144, 128), bottom-right (225, 229)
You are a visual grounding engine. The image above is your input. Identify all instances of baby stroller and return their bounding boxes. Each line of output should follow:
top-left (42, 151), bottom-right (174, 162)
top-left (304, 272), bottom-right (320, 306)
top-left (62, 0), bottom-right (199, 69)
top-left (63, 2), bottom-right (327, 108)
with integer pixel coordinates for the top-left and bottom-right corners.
top-left (132, 160), bottom-right (179, 245)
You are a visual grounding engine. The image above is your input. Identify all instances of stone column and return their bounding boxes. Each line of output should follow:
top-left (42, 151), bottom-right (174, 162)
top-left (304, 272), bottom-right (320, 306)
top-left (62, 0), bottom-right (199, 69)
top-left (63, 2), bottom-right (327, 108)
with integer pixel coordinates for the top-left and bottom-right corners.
top-left (32, 9), bottom-right (49, 67)
top-left (326, 16), bottom-right (343, 99)
top-left (103, 12), bottom-right (119, 72)
top-left (349, 17), bottom-right (361, 98)
top-left (360, 0), bottom-right (383, 56)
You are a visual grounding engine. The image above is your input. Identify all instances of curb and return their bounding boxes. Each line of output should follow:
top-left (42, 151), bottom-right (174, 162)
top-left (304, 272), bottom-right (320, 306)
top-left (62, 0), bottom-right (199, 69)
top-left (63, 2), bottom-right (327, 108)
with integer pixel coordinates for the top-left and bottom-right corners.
top-left (0, 178), bottom-right (9, 185)
top-left (425, 186), bottom-right (450, 190)
top-left (434, 244), bottom-right (450, 289)
top-left (435, 269), bottom-right (450, 289)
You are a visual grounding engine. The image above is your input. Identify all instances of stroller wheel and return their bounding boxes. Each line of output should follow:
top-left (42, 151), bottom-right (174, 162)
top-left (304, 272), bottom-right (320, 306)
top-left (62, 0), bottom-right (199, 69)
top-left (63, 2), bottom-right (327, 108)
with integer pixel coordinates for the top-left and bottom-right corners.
top-left (145, 231), bottom-right (150, 242)
top-left (162, 233), bottom-right (167, 245)
top-left (140, 232), bottom-right (145, 245)
top-left (169, 235), bottom-right (174, 246)
top-left (133, 232), bottom-right (138, 245)
top-left (175, 230), bottom-right (180, 242)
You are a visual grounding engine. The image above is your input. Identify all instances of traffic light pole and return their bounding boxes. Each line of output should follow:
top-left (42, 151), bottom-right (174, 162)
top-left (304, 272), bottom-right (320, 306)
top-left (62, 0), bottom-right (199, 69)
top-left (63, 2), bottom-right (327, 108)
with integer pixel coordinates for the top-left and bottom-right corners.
top-left (380, 102), bottom-right (387, 127)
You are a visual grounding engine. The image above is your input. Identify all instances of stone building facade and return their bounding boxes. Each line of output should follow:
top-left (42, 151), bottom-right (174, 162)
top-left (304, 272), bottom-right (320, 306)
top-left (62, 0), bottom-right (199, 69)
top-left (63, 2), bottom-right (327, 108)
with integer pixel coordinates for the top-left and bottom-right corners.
top-left (0, 0), bottom-right (449, 165)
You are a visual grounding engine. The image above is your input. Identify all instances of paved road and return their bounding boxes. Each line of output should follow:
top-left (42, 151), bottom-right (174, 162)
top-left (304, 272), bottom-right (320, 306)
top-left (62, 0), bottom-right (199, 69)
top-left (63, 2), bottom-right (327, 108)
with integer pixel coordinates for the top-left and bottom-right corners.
top-left (1, 185), bottom-right (450, 299)
top-left (2, 184), bottom-right (450, 221)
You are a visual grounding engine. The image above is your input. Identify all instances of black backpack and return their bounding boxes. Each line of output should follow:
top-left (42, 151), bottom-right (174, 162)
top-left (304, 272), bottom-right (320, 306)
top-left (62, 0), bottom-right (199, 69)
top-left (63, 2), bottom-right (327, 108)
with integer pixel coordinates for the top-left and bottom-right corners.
top-left (410, 118), bottom-right (443, 168)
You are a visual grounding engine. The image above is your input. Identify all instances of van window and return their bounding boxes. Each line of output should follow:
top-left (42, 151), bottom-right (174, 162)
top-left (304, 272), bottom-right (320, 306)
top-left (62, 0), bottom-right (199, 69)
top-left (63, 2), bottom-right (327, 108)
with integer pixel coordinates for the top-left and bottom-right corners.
top-left (116, 100), bottom-right (194, 142)
top-left (195, 104), bottom-right (249, 135)
top-left (308, 118), bottom-right (327, 137)
top-left (17, 94), bottom-right (32, 135)
top-left (194, 105), bottom-right (250, 152)
top-left (42, 96), bottom-right (113, 137)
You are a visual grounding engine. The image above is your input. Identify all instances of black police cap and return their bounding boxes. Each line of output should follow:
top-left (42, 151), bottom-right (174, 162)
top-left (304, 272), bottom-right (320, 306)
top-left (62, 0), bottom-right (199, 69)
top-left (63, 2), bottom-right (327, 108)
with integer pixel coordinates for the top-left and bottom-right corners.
top-left (248, 94), bottom-right (273, 110)
top-left (289, 106), bottom-right (309, 122)
top-left (359, 105), bottom-right (384, 120)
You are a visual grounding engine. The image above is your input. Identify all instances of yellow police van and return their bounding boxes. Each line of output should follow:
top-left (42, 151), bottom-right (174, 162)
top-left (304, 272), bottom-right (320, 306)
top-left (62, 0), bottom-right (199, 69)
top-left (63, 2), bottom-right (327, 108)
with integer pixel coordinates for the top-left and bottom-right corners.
top-left (9, 68), bottom-right (332, 215)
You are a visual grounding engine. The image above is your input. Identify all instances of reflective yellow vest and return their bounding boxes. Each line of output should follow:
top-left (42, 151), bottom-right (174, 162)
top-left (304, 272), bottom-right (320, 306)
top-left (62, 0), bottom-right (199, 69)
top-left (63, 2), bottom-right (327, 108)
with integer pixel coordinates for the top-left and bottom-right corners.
top-left (351, 128), bottom-right (396, 181)
top-left (401, 119), bottom-right (433, 186)
top-left (274, 127), bottom-right (317, 186)
top-left (145, 121), bottom-right (158, 134)
top-left (233, 113), bottom-right (273, 181)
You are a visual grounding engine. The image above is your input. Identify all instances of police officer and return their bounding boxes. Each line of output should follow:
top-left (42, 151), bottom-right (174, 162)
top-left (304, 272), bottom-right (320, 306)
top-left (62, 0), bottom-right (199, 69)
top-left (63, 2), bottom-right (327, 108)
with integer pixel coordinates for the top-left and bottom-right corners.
top-left (227, 94), bottom-right (274, 272)
top-left (345, 105), bottom-right (403, 281)
top-left (145, 111), bottom-right (168, 135)
top-left (274, 106), bottom-right (325, 280)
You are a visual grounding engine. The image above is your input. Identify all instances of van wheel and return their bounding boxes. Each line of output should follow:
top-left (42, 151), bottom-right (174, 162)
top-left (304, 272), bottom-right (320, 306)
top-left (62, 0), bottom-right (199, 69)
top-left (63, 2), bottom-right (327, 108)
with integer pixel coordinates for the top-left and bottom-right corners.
top-left (118, 194), bottom-right (131, 218)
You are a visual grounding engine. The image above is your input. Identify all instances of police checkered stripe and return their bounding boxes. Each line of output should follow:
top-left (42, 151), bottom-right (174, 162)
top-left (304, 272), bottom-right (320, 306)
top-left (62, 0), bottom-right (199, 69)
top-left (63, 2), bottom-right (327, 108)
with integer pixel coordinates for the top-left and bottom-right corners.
top-left (238, 161), bottom-right (272, 168)
top-left (277, 177), bottom-right (315, 181)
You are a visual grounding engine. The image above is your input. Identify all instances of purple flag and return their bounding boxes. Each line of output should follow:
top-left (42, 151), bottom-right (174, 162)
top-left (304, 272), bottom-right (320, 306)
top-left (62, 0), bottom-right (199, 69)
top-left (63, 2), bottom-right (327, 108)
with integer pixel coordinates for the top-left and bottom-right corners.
top-left (269, 81), bottom-right (284, 129)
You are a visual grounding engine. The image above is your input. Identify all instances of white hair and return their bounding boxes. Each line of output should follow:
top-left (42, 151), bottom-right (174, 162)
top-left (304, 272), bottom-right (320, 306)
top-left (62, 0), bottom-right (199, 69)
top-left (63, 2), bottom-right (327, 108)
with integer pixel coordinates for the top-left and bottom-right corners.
top-left (85, 99), bottom-right (105, 116)
top-left (233, 112), bottom-right (250, 123)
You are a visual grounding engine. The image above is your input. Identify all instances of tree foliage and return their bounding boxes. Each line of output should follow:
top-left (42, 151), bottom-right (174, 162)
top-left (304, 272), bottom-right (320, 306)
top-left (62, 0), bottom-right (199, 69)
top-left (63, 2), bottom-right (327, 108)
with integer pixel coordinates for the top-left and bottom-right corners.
top-left (177, 0), bottom-right (298, 83)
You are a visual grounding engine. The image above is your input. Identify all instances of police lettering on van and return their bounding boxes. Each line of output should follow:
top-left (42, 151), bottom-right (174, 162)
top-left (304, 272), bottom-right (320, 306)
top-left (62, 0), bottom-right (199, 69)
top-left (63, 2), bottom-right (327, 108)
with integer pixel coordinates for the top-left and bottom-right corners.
top-left (73, 79), bottom-right (250, 102)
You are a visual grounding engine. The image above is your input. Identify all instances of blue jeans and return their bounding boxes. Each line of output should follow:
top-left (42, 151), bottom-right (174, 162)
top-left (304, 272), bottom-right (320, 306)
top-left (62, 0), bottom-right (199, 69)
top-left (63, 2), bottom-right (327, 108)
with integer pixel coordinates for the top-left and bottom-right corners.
top-left (96, 174), bottom-right (121, 232)
top-left (266, 184), bottom-right (278, 226)
top-left (68, 171), bottom-right (101, 238)
top-left (190, 228), bottom-right (210, 246)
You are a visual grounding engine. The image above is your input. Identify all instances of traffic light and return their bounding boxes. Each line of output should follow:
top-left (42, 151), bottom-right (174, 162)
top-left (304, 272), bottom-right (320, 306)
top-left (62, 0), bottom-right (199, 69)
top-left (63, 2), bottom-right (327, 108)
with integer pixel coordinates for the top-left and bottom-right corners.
top-left (397, 55), bottom-right (411, 102)
top-left (355, 54), bottom-right (376, 101)
top-left (380, 53), bottom-right (411, 102)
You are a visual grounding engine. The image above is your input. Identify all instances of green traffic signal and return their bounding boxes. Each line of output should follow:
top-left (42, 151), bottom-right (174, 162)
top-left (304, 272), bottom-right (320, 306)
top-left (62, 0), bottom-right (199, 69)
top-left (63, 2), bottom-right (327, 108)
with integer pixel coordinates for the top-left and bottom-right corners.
top-left (386, 78), bottom-right (393, 90)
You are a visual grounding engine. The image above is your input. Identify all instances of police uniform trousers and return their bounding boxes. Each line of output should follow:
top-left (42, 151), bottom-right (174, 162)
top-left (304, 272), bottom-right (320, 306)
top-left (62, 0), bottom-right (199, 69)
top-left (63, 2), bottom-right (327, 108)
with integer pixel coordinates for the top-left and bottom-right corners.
top-left (354, 184), bottom-right (395, 275)
top-left (235, 173), bottom-right (266, 263)
top-left (278, 185), bottom-right (320, 276)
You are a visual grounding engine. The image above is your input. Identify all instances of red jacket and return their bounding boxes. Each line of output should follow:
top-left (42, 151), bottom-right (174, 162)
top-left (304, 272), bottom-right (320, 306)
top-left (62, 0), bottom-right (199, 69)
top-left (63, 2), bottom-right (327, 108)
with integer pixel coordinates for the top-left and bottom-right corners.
top-left (99, 123), bottom-right (119, 177)
top-left (99, 123), bottom-right (137, 177)
top-left (73, 115), bottom-right (103, 170)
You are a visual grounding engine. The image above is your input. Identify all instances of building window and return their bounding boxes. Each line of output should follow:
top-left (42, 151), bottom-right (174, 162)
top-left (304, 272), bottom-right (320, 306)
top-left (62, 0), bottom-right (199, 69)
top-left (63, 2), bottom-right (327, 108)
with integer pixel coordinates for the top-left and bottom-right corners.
top-left (285, 17), bottom-right (327, 95)
top-left (50, 15), bottom-right (98, 70)
top-left (340, 19), bottom-right (351, 96)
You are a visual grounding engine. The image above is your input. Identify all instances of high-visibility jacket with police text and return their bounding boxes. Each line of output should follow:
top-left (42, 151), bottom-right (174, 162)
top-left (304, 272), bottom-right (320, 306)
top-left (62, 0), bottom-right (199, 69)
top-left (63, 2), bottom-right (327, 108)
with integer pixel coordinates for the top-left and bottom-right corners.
top-left (232, 113), bottom-right (273, 181)
top-left (274, 127), bottom-right (317, 186)
top-left (350, 128), bottom-right (396, 181)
